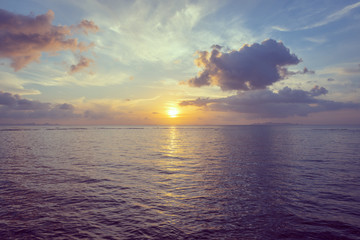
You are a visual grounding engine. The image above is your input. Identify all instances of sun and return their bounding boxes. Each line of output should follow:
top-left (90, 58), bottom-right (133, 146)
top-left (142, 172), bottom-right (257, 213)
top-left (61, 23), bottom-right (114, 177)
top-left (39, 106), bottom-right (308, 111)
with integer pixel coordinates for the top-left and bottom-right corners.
top-left (167, 107), bottom-right (179, 118)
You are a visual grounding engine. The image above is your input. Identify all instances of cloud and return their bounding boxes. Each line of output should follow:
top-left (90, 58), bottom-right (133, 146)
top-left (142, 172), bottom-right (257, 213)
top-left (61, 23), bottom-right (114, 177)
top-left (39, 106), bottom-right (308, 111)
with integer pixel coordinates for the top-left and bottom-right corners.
top-left (69, 56), bottom-right (94, 74)
top-left (273, 2), bottom-right (360, 32)
top-left (278, 67), bottom-right (315, 78)
top-left (0, 8), bottom-right (98, 71)
top-left (0, 91), bottom-right (132, 123)
top-left (343, 64), bottom-right (360, 74)
top-left (180, 86), bottom-right (359, 118)
top-left (304, 37), bottom-right (327, 44)
top-left (57, 103), bottom-right (75, 111)
top-left (0, 71), bottom-right (41, 95)
top-left (179, 97), bottom-right (209, 107)
top-left (271, 26), bottom-right (290, 32)
top-left (83, 109), bottom-right (110, 120)
top-left (184, 39), bottom-right (301, 91)
top-left (301, 2), bottom-right (360, 30)
top-left (309, 85), bottom-right (328, 97)
top-left (72, 20), bottom-right (99, 35)
top-left (94, 1), bottom-right (229, 64)
top-left (0, 91), bottom-right (79, 119)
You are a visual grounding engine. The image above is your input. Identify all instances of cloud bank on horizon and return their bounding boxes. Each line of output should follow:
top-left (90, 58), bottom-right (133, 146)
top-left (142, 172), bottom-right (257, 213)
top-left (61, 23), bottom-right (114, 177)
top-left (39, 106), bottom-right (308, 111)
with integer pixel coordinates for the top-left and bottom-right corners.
top-left (0, 91), bottom-right (118, 122)
top-left (0, 91), bottom-right (78, 119)
top-left (180, 86), bottom-right (359, 118)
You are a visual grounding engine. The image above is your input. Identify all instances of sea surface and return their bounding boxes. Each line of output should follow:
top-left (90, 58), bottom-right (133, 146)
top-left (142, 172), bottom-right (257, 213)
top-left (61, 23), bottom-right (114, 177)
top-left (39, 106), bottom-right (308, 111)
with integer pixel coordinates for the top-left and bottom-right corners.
top-left (0, 125), bottom-right (360, 239)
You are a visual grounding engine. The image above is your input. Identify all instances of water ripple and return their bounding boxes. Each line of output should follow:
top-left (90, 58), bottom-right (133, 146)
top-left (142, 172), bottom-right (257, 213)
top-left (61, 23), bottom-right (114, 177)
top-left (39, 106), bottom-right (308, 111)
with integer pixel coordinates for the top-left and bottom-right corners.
top-left (1, 125), bottom-right (360, 239)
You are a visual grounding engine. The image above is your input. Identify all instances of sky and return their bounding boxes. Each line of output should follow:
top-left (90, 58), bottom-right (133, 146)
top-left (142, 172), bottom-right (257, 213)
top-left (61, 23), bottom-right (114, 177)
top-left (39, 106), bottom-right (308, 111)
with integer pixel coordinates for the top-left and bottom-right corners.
top-left (0, 0), bottom-right (360, 125)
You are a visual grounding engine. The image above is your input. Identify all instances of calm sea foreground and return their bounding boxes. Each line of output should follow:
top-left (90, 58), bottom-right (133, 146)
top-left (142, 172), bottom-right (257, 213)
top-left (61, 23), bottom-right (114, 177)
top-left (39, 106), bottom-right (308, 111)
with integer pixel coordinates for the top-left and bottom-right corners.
top-left (0, 125), bottom-right (359, 239)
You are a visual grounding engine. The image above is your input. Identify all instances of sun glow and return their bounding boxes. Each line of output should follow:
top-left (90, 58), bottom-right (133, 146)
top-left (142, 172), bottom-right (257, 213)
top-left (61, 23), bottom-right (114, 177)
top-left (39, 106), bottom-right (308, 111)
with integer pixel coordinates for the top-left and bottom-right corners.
top-left (167, 107), bottom-right (179, 118)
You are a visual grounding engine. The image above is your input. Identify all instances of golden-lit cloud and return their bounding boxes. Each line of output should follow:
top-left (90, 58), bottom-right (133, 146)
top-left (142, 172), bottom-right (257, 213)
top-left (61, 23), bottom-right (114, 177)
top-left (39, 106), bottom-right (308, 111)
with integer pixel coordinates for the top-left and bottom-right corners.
top-left (69, 56), bottom-right (94, 74)
top-left (72, 19), bottom-right (99, 35)
top-left (0, 8), bottom-right (98, 71)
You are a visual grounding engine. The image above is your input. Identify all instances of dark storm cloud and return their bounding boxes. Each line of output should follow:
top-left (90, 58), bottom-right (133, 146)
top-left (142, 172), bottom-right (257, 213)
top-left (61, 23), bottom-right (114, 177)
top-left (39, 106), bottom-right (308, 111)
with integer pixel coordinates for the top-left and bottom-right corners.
top-left (0, 91), bottom-right (79, 119)
top-left (179, 86), bottom-right (359, 118)
top-left (184, 39), bottom-right (302, 91)
top-left (0, 9), bottom-right (98, 71)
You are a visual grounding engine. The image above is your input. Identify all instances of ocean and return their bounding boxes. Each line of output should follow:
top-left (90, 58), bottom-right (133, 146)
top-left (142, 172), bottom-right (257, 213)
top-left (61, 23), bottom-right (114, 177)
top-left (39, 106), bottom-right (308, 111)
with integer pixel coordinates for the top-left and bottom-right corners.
top-left (0, 125), bottom-right (359, 239)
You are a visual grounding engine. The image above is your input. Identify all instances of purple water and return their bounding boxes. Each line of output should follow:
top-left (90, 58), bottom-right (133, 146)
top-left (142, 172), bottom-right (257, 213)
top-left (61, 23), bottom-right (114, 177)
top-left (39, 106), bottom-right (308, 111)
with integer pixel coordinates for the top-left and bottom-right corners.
top-left (1, 125), bottom-right (359, 239)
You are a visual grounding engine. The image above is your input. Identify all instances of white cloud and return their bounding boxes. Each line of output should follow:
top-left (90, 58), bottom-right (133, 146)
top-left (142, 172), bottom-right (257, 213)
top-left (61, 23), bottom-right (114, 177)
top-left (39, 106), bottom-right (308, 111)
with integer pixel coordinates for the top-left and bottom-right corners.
top-left (0, 71), bottom-right (41, 95)
top-left (271, 2), bottom-right (360, 32)
top-left (100, 1), bottom-right (220, 62)
top-left (271, 25), bottom-right (289, 32)
top-left (79, 0), bottom-right (255, 66)
top-left (304, 37), bottom-right (327, 44)
top-left (302, 1), bottom-right (360, 30)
